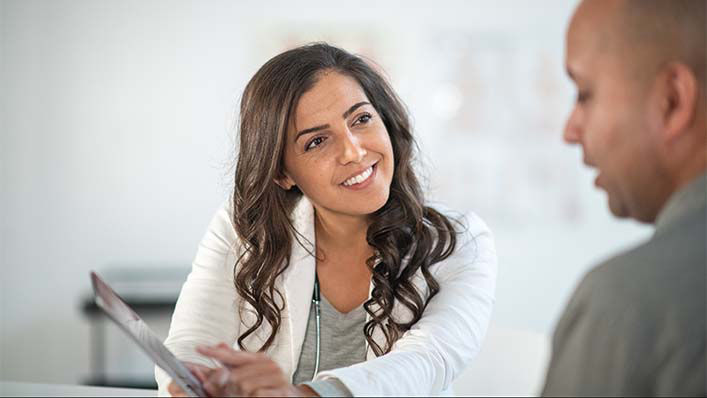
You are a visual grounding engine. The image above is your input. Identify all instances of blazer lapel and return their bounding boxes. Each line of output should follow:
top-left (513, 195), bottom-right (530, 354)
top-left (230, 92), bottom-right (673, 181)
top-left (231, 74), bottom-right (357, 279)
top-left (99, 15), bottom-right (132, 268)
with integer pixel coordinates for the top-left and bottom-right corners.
top-left (280, 196), bottom-right (317, 379)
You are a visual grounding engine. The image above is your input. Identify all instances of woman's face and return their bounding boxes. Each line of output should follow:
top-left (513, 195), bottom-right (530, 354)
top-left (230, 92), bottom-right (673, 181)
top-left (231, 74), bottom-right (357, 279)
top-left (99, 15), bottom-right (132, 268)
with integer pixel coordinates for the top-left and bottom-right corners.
top-left (279, 71), bottom-right (395, 219)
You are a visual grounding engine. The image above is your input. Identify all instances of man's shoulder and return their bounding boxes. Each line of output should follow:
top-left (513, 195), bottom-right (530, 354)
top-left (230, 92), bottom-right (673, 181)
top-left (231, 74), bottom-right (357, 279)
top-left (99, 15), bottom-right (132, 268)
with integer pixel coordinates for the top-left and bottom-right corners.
top-left (547, 219), bottom-right (706, 396)
top-left (592, 212), bottom-right (702, 278)
top-left (575, 242), bottom-right (656, 305)
top-left (574, 223), bottom-right (705, 326)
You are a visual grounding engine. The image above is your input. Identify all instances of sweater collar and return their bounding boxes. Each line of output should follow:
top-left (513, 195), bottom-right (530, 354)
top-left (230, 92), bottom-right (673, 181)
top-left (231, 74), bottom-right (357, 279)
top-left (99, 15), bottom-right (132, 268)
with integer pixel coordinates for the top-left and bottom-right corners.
top-left (655, 172), bottom-right (707, 236)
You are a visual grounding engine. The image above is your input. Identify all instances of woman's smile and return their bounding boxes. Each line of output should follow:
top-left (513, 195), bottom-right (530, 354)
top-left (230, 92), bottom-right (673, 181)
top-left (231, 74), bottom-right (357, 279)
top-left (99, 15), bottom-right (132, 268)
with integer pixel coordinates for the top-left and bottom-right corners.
top-left (341, 162), bottom-right (377, 189)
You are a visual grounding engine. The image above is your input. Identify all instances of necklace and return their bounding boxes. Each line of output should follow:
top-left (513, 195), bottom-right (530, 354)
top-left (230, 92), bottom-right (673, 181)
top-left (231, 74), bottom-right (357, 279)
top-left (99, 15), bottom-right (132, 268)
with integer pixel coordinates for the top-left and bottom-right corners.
top-left (311, 274), bottom-right (321, 381)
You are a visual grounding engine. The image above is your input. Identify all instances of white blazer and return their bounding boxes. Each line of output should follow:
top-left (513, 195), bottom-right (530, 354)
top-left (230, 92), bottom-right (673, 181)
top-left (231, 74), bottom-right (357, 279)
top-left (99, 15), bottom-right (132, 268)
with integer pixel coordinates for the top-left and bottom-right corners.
top-left (155, 196), bottom-right (497, 396)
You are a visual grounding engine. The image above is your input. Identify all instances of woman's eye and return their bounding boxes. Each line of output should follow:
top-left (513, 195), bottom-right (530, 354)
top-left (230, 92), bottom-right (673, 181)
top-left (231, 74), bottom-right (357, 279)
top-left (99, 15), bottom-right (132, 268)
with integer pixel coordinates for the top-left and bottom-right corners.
top-left (305, 136), bottom-right (326, 151)
top-left (354, 113), bottom-right (372, 125)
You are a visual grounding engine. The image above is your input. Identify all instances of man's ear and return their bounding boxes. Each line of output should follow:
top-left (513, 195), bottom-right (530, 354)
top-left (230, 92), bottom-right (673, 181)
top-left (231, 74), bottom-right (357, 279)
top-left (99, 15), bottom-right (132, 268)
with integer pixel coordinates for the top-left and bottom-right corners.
top-left (659, 62), bottom-right (698, 144)
top-left (274, 173), bottom-right (296, 190)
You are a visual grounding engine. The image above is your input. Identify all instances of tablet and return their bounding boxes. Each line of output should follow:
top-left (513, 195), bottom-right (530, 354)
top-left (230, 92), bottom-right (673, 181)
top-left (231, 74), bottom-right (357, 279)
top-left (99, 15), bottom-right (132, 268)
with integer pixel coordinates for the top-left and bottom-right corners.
top-left (90, 271), bottom-right (207, 397)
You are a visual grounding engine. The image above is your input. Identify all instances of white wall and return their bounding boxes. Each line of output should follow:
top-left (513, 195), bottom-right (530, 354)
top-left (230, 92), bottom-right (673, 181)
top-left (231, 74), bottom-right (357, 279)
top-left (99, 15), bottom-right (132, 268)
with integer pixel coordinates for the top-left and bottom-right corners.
top-left (1, 0), bottom-right (652, 392)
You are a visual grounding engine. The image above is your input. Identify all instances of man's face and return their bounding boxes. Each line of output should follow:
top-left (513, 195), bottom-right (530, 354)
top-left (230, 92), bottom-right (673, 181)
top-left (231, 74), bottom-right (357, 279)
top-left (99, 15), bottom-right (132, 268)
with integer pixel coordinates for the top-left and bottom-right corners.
top-left (563, 1), bottom-right (664, 222)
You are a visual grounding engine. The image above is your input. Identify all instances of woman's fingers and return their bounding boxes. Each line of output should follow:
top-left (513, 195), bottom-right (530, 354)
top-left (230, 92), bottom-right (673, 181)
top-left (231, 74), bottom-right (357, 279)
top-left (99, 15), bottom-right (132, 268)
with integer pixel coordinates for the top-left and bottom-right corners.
top-left (184, 362), bottom-right (214, 384)
top-left (193, 343), bottom-right (298, 397)
top-left (201, 367), bottom-right (232, 397)
top-left (167, 381), bottom-right (187, 397)
top-left (235, 373), bottom-right (286, 396)
top-left (170, 362), bottom-right (219, 395)
top-left (197, 356), bottom-right (289, 396)
top-left (251, 387), bottom-right (290, 397)
top-left (252, 385), bottom-right (315, 397)
top-left (225, 362), bottom-right (288, 396)
top-left (184, 362), bottom-right (212, 373)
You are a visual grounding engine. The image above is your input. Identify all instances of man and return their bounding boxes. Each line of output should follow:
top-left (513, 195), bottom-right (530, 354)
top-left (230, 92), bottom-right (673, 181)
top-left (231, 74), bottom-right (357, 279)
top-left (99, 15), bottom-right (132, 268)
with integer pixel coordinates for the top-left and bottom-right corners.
top-left (543, 0), bottom-right (706, 396)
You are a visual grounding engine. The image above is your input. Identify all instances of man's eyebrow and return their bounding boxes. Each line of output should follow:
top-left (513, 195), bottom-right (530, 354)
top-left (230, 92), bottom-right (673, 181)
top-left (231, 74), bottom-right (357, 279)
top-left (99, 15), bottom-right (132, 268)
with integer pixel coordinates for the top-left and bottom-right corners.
top-left (342, 101), bottom-right (370, 119)
top-left (295, 124), bottom-right (330, 141)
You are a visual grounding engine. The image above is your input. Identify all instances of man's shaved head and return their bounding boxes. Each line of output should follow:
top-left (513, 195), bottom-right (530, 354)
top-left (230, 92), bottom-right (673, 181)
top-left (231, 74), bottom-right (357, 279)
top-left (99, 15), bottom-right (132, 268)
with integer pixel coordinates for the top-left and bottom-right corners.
top-left (619, 0), bottom-right (706, 83)
top-left (564, 0), bottom-right (707, 223)
top-left (571, 0), bottom-right (706, 84)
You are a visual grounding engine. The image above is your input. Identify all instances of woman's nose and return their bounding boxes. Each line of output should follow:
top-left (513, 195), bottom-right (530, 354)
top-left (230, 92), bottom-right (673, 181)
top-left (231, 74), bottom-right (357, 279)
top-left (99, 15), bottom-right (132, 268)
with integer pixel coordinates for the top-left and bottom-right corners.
top-left (337, 129), bottom-right (366, 164)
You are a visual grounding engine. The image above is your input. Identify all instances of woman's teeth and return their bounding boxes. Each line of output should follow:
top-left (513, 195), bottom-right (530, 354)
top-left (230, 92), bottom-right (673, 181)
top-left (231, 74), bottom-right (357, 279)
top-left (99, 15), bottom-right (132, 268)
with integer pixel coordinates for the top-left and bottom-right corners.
top-left (342, 166), bottom-right (373, 187)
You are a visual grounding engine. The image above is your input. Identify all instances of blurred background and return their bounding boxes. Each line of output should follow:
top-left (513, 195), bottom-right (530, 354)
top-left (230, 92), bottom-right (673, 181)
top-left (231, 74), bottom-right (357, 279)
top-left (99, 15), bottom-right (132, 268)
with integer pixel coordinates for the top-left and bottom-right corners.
top-left (1, 0), bottom-right (652, 395)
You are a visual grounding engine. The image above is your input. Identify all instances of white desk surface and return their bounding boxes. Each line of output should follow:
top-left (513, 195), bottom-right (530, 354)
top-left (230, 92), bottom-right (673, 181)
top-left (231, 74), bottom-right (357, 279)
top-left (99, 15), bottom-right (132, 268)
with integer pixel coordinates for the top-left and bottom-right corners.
top-left (0, 381), bottom-right (156, 397)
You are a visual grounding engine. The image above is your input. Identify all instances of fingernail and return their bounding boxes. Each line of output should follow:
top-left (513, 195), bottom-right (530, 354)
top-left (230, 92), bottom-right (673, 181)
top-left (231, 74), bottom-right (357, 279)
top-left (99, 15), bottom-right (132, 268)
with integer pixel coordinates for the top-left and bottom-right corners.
top-left (217, 368), bottom-right (229, 386)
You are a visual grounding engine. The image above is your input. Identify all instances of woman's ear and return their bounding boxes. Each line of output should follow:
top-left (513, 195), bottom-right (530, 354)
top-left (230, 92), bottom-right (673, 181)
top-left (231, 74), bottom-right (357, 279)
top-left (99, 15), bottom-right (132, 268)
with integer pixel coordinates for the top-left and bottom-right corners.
top-left (274, 173), bottom-right (296, 190)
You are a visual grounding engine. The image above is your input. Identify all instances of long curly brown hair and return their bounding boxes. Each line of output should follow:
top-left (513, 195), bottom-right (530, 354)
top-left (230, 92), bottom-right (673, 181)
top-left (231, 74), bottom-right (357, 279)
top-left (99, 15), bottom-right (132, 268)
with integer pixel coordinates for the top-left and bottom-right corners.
top-left (233, 43), bottom-right (458, 356)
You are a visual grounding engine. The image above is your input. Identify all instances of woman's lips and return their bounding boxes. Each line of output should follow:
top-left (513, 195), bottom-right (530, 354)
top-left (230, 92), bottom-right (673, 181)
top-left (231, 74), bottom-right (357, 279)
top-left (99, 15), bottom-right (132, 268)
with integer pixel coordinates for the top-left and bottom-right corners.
top-left (341, 163), bottom-right (377, 190)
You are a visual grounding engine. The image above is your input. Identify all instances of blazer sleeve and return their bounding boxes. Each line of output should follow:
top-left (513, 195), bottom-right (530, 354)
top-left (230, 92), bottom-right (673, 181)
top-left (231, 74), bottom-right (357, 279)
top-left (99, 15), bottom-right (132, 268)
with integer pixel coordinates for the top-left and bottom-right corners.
top-left (154, 202), bottom-right (242, 396)
top-left (314, 212), bottom-right (498, 396)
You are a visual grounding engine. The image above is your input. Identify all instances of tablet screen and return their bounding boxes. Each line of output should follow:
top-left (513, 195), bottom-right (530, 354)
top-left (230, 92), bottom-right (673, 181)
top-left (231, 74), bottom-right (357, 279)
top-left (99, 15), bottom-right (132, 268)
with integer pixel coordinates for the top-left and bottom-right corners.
top-left (91, 271), bottom-right (207, 397)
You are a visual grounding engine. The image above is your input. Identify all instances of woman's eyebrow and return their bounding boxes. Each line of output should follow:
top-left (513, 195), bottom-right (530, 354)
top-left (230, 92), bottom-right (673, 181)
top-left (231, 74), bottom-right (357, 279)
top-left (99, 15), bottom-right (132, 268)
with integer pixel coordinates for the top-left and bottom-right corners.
top-left (342, 101), bottom-right (370, 119)
top-left (295, 101), bottom-right (371, 142)
top-left (295, 124), bottom-right (329, 142)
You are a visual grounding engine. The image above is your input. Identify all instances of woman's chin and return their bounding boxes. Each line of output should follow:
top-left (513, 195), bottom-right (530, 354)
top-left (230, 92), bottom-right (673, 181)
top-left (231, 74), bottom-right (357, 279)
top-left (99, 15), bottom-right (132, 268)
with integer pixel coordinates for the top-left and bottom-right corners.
top-left (315, 191), bottom-right (390, 218)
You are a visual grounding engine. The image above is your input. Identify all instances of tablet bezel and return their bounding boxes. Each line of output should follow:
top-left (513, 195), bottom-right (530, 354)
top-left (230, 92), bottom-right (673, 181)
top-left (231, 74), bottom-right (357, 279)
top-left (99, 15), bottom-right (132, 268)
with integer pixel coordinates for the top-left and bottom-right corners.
top-left (90, 271), bottom-right (207, 397)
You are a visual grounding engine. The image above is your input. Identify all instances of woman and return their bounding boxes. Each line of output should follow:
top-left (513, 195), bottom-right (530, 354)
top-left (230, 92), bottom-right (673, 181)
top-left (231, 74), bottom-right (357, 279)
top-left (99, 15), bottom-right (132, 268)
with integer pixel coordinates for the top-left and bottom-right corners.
top-left (157, 43), bottom-right (497, 397)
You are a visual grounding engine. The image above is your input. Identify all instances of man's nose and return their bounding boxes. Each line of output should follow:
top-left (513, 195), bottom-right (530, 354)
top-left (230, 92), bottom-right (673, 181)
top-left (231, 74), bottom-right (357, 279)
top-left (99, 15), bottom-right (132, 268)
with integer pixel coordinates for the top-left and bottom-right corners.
top-left (563, 106), bottom-right (582, 144)
top-left (337, 129), bottom-right (366, 164)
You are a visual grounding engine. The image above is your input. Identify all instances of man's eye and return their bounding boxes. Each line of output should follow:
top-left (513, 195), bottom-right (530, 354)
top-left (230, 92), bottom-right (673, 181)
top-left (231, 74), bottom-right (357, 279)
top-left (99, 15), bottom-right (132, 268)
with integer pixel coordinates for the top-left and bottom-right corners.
top-left (305, 136), bottom-right (326, 151)
top-left (577, 91), bottom-right (591, 103)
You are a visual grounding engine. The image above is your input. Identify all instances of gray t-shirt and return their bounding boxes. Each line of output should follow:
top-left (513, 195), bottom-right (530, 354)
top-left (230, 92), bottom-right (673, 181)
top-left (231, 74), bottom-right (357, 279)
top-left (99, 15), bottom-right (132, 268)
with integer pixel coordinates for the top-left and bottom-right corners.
top-left (293, 293), bottom-right (367, 396)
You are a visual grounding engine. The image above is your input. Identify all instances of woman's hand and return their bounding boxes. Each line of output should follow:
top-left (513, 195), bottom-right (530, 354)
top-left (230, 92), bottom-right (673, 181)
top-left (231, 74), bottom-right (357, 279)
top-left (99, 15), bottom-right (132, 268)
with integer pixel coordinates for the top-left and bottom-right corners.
top-left (196, 343), bottom-right (318, 397)
top-left (167, 362), bottom-right (214, 397)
